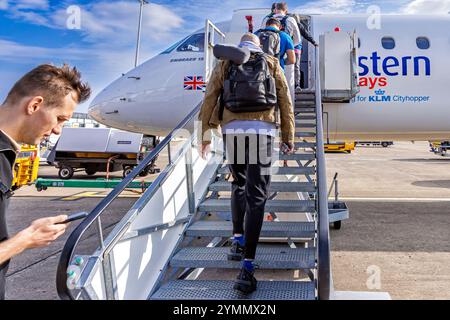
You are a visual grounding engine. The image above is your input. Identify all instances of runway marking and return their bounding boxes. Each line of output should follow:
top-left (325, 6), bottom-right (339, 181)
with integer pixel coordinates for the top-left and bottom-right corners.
top-left (337, 197), bottom-right (450, 202)
top-left (59, 191), bottom-right (104, 201)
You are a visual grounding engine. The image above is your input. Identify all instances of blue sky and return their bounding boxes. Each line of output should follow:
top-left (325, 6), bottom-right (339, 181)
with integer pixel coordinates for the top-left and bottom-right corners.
top-left (1, 0), bottom-right (449, 112)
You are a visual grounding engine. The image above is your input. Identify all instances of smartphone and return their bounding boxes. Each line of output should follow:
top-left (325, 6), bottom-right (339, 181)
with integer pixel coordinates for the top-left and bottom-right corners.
top-left (58, 212), bottom-right (89, 224)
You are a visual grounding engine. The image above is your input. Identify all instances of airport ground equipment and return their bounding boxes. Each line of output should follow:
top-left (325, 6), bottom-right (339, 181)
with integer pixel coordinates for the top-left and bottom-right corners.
top-left (12, 145), bottom-right (40, 190)
top-left (356, 141), bottom-right (393, 148)
top-left (56, 19), bottom-right (358, 300)
top-left (47, 128), bottom-right (156, 180)
top-left (429, 141), bottom-right (450, 156)
top-left (324, 142), bottom-right (355, 153)
top-left (327, 173), bottom-right (349, 230)
top-left (35, 178), bottom-right (152, 192)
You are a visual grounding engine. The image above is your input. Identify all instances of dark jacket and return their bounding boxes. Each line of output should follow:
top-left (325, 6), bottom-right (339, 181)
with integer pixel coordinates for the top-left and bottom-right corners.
top-left (199, 54), bottom-right (295, 145)
top-left (0, 131), bottom-right (18, 300)
top-left (298, 21), bottom-right (317, 46)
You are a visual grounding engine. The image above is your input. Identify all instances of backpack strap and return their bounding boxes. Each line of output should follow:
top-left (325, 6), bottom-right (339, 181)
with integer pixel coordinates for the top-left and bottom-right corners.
top-left (280, 15), bottom-right (289, 31)
top-left (219, 61), bottom-right (234, 121)
top-left (219, 89), bottom-right (225, 121)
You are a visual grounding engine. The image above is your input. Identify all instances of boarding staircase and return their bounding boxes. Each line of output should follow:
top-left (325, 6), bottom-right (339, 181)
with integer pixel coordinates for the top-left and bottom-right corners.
top-left (55, 21), bottom-right (343, 301)
top-left (148, 86), bottom-right (329, 300)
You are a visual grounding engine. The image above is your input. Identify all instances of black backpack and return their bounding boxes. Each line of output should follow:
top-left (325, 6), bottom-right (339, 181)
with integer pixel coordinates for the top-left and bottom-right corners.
top-left (279, 14), bottom-right (294, 39)
top-left (255, 28), bottom-right (281, 59)
top-left (219, 53), bottom-right (277, 120)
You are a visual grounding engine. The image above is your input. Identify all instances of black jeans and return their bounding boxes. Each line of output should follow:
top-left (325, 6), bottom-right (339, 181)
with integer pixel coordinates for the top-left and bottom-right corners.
top-left (223, 134), bottom-right (274, 260)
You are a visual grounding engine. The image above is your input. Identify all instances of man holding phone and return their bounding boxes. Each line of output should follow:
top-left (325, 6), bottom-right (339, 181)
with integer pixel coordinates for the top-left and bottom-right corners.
top-left (0, 64), bottom-right (91, 299)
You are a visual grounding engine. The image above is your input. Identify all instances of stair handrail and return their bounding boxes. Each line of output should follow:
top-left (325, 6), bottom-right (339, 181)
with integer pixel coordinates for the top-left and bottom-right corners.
top-left (56, 102), bottom-right (202, 300)
top-left (314, 45), bottom-right (333, 300)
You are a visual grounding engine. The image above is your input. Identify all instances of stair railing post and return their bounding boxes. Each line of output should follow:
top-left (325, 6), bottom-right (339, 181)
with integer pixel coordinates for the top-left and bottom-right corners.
top-left (314, 44), bottom-right (332, 300)
top-left (185, 143), bottom-right (196, 214)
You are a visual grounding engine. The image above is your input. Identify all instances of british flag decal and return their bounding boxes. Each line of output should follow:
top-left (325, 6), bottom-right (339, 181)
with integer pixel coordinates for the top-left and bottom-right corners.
top-left (184, 76), bottom-right (206, 91)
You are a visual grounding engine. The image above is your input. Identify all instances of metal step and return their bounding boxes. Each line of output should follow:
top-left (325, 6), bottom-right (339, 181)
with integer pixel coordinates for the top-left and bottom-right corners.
top-left (209, 181), bottom-right (316, 193)
top-left (199, 199), bottom-right (316, 213)
top-left (170, 246), bottom-right (316, 269)
top-left (186, 221), bottom-right (316, 238)
top-left (279, 153), bottom-right (316, 161)
top-left (295, 115), bottom-right (316, 120)
top-left (295, 88), bottom-right (316, 94)
top-left (295, 142), bottom-right (316, 149)
top-left (295, 121), bottom-right (317, 128)
top-left (218, 166), bottom-right (316, 175)
top-left (295, 93), bottom-right (316, 100)
top-left (151, 280), bottom-right (316, 300)
top-left (295, 132), bottom-right (316, 138)
top-left (296, 101), bottom-right (316, 106)
top-left (295, 108), bottom-right (316, 113)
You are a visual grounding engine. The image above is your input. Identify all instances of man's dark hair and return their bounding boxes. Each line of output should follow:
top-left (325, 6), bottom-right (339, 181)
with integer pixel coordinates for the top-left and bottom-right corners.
top-left (266, 18), bottom-right (281, 27)
top-left (3, 64), bottom-right (91, 107)
top-left (271, 2), bottom-right (277, 13)
top-left (276, 2), bottom-right (288, 12)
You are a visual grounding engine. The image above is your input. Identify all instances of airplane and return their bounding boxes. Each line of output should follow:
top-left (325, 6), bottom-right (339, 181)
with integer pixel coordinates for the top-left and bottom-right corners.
top-left (88, 9), bottom-right (450, 145)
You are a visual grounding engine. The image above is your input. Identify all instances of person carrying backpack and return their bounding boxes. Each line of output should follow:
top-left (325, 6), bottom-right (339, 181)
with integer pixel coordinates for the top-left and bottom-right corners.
top-left (199, 33), bottom-right (295, 294)
top-left (261, 2), bottom-right (301, 49)
top-left (262, 3), bottom-right (318, 88)
top-left (256, 18), bottom-right (296, 105)
top-left (255, 18), bottom-right (295, 70)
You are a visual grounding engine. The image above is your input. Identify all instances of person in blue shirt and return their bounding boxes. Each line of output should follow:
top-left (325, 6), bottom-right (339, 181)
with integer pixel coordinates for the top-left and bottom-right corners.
top-left (256, 18), bottom-right (296, 107)
top-left (256, 18), bottom-right (295, 70)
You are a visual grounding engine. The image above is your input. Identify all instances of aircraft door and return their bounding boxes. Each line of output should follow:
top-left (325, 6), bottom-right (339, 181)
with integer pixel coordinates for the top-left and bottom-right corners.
top-left (319, 29), bottom-right (360, 102)
top-left (204, 20), bottom-right (226, 81)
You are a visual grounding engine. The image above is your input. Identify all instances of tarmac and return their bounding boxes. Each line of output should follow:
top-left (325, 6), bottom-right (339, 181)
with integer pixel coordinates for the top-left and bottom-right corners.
top-left (5, 141), bottom-right (450, 300)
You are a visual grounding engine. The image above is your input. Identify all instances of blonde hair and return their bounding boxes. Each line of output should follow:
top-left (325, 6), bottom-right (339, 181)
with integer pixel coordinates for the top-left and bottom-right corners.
top-left (240, 33), bottom-right (260, 46)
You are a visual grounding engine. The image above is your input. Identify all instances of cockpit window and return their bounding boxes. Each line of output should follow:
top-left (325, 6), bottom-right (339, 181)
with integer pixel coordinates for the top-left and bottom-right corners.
top-left (160, 37), bottom-right (188, 54)
top-left (177, 33), bottom-right (205, 52)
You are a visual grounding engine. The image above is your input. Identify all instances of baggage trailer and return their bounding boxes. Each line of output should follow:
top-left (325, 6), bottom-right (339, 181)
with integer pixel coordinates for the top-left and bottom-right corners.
top-left (47, 128), bottom-right (158, 180)
top-left (356, 141), bottom-right (393, 148)
top-left (429, 141), bottom-right (450, 156)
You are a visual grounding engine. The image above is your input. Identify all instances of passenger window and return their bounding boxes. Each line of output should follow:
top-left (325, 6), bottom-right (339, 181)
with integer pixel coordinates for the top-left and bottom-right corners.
top-left (177, 34), bottom-right (205, 52)
top-left (416, 37), bottom-right (430, 49)
top-left (381, 37), bottom-right (395, 50)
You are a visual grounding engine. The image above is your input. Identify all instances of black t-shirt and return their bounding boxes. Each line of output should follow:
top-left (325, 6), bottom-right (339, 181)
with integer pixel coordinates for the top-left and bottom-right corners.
top-left (0, 132), bottom-right (17, 300)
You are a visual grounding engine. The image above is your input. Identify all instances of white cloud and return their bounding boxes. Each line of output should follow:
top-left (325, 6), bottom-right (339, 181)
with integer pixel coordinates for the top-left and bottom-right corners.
top-left (0, 0), bottom-right (7, 10)
top-left (293, 0), bottom-right (356, 14)
top-left (0, 39), bottom-right (93, 62)
top-left (51, 1), bottom-right (183, 44)
top-left (9, 8), bottom-right (52, 27)
top-left (171, 0), bottom-right (267, 22)
top-left (14, 0), bottom-right (49, 10)
top-left (402, 0), bottom-right (450, 13)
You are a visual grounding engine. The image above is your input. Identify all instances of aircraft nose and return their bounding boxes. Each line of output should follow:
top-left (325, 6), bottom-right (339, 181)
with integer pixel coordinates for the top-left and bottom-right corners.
top-left (88, 87), bottom-right (120, 123)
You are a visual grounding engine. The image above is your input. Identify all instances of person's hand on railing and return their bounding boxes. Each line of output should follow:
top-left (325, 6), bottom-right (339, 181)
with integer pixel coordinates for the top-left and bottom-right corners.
top-left (200, 143), bottom-right (211, 160)
top-left (280, 142), bottom-right (295, 154)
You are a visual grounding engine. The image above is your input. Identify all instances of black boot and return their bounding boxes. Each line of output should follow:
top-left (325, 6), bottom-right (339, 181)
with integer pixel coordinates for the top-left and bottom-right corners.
top-left (233, 267), bottom-right (257, 294)
top-left (227, 239), bottom-right (244, 261)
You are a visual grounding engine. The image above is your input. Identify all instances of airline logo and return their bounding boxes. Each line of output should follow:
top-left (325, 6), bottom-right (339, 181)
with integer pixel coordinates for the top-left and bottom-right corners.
top-left (358, 52), bottom-right (431, 89)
